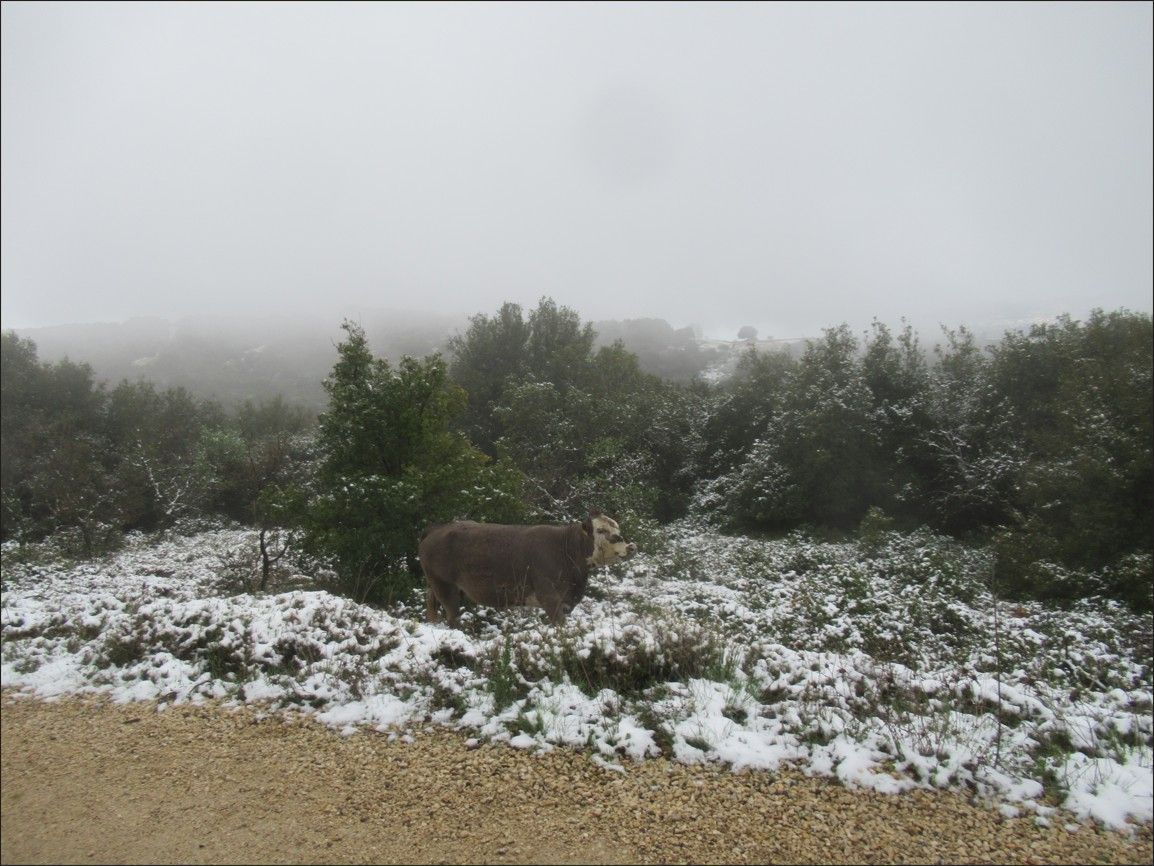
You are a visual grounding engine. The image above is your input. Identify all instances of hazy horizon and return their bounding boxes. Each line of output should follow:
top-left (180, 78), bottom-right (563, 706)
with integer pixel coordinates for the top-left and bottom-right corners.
top-left (3, 3), bottom-right (1151, 339)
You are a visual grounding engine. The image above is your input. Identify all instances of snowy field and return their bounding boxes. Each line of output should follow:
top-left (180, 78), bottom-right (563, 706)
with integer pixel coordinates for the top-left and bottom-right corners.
top-left (2, 523), bottom-right (1151, 832)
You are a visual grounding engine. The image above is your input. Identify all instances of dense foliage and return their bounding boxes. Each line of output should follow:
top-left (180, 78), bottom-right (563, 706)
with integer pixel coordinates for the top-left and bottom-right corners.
top-left (2, 305), bottom-right (1150, 610)
top-left (694, 311), bottom-right (1152, 609)
top-left (449, 299), bottom-right (703, 526)
top-left (0, 331), bottom-right (312, 555)
top-left (297, 322), bottom-right (524, 603)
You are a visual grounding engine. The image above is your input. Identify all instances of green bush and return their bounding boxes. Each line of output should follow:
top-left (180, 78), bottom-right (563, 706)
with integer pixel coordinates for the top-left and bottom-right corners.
top-left (300, 322), bottom-right (526, 604)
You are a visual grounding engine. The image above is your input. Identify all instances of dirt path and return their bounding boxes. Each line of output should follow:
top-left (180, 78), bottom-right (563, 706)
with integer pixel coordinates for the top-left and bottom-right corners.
top-left (1, 692), bottom-right (1150, 865)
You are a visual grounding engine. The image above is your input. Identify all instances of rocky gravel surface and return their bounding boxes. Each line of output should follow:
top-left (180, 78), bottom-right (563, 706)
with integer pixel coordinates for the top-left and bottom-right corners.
top-left (1, 692), bottom-right (1151, 865)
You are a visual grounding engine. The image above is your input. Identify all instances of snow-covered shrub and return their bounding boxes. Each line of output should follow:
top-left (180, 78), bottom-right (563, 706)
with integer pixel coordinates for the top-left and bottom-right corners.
top-left (2, 521), bottom-right (1151, 831)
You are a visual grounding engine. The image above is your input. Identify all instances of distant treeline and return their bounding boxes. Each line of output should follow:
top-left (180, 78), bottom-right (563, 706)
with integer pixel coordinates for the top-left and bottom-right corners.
top-left (11, 311), bottom-right (729, 412)
top-left (2, 302), bottom-right (1150, 611)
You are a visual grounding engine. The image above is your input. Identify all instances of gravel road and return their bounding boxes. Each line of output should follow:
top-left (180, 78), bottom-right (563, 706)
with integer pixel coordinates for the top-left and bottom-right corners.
top-left (1, 692), bottom-right (1150, 864)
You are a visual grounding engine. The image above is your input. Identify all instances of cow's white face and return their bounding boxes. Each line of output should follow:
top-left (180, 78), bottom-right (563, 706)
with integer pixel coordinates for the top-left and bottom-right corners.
top-left (587, 513), bottom-right (638, 566)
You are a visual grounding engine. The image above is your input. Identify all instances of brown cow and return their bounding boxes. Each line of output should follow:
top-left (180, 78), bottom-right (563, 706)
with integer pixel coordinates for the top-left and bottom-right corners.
top-left (418, 510), bottom-right (637, 627)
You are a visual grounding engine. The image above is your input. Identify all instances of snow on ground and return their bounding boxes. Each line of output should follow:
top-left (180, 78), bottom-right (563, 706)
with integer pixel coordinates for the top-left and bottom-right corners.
top-left (2, 523), bottom-right (1151, 831)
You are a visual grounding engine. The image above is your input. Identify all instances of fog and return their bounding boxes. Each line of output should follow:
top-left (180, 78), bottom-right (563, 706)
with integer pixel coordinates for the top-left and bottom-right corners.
top-left (2, 2), bottom-right (1151, 339)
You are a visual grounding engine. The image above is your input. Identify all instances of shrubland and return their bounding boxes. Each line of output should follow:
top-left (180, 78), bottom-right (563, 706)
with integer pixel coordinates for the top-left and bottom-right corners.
top-left (2, 518), bottom-right (1149, 829)
top-left (2, 301), bottom-right (1151, 827)
top-left (3, 303), bottom-right (1149, 607)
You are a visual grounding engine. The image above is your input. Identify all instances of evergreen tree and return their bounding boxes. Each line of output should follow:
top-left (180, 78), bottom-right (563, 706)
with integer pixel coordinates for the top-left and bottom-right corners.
top-left (449, 299), bottom-right (699, 523)
top-left (447, 301), bottom-right (532, 451)
top-left (104, 381), bottom-right (220, 531)
top-left (987, 310), bottom-right (1153, 607)
top-left (1, 332), bottom-right (113, 549)
top-left (915, 325), bottom-right (1025, 533)
top-left (302, 322), bottom-right (524, 603)
top-left (449, 297), bottom-right (596, 452)
top-left (721, 325), bottom-right (883, 529)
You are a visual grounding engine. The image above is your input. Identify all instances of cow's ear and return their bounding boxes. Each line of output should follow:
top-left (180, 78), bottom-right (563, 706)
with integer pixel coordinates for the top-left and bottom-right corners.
top-left (581, 515), bottom-right (593, 535)
top-left (588, 508), bottom-right (602, 519)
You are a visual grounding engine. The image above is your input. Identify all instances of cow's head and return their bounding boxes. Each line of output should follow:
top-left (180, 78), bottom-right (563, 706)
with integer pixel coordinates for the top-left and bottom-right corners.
top-left (583, 509), bottom-right (639, 566)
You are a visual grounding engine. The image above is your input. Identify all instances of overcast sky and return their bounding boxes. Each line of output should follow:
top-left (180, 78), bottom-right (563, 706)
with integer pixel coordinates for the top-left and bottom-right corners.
top-left (2, 1), bottom-right (1151, 339)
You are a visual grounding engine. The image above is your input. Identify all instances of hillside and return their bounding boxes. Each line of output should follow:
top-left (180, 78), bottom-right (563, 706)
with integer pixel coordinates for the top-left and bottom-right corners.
top-left (10, 311), bottom-right (741, 408)
top-left (9, 311), bottom-right (467, 410)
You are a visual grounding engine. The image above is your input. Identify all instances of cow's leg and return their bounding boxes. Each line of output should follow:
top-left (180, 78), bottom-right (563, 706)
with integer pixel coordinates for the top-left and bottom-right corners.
top-left (427, 577), bottom-right (462, 628)
top-left (425, 576), bottom-right (442, 624)
top-left (540, 593), bottom-right (569, 626)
